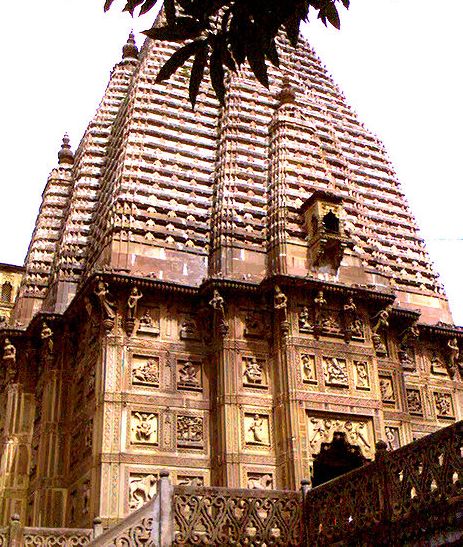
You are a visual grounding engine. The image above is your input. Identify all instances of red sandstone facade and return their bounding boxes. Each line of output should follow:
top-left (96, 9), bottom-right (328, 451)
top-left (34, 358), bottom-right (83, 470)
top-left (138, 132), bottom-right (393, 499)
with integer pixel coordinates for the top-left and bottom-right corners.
top-left (0, 31), bottom-right (461, 528)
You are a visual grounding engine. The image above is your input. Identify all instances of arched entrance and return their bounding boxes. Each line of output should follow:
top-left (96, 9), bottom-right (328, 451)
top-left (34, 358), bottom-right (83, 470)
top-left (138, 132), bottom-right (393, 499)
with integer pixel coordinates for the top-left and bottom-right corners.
top-left (311, 431), bottom-right (368, 487)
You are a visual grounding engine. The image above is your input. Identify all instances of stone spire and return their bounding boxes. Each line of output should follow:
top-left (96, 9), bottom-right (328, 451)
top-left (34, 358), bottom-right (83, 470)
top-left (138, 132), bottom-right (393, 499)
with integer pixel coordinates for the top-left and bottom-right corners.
top-left (122, 31), bottom-right (139, 61)
top-left (57, 134), bottom-right (74, 165)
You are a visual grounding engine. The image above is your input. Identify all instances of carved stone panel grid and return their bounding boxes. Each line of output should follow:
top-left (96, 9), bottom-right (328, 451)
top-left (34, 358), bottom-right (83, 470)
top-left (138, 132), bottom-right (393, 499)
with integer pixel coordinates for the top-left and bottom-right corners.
top-left (241, 355), bottom-right (268, 390)
top-left (406, 388), bottom-right (424, 416)
top-left (433, 392), bottom-right (455, 419)
top-left (177, 358), bottom-right (202, 392)
top-left (242, 408), bottom-right (272, 451)
top-left (176, 414), bottom-right (205, 449)
top-left (131, 355), bottom-right (160, 387)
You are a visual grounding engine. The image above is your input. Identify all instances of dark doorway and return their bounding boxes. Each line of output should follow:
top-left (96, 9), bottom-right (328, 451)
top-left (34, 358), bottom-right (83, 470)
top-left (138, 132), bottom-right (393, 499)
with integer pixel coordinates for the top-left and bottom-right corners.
top-left (312, 432), bottom-right (368, 487)
top-left (322, 211), bottom-right (340, 234)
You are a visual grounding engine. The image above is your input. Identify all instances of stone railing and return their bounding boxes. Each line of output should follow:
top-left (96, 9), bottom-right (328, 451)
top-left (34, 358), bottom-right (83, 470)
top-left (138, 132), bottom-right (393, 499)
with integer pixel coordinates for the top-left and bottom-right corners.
top-left (173, 484), bottom-right (303, 545)
top-left (304, 420), bottom-right (463, 545)
top-left (0, 515), bottom-right (93, 546)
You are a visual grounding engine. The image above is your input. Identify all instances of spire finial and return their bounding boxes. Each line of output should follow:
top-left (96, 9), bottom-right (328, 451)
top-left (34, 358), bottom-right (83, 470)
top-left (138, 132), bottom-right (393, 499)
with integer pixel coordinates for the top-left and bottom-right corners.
top-left (122, 31), bottom-right (139, 61)
top-left (58, 133), bottom-right (74, 165)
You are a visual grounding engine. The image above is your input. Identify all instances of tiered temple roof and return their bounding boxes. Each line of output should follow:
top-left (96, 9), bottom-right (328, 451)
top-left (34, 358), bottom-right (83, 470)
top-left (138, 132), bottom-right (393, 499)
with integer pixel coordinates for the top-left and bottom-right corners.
top-left (13, 31), bottom-right (451, 325)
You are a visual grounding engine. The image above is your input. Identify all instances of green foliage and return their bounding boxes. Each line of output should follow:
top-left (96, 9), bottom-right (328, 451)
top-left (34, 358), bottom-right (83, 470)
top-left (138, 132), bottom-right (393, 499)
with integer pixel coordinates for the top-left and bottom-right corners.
top-left (105, 0), bottom-right (350, 106)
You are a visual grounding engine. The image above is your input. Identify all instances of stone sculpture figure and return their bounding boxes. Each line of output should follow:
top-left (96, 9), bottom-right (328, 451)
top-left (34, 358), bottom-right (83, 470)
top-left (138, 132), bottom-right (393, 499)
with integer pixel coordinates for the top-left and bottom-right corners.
top-left (140, 310), bottom-right (154, 327)
top-left (2, 338), bottom-right (17, 383)
top-left (299, 306), bottom-right (312, 331)
top-left (243, 357), bottom-right (263, 385)
top-left (248, 414), bottom-right (266, 444)
top-left (247, 474), bottom-right (273, 490)
top-left (178, 361), bottom-right (200, 386)
top-left (314, 290), bottom-right (327, 326)
top-left (274, 285), bottom-right (288, 322)
top-left (94, 280), bottom-right (116, 320)
top-left (209, 289), bottom-right (227, 336)
top-left (343, 296), bottom-right (363, 338)
top-left (447, 337), bottom-right (459, 377)
top-left (372, 304), bottom-right (392, 334)
top-left (40, 322), bottom-right (53, 355)
top-left (301, 354), bottom-right (316, 382)
top-left (129, 474), bottom-right (157, 510)
top-left (127, 286), bottom-right (143, 319)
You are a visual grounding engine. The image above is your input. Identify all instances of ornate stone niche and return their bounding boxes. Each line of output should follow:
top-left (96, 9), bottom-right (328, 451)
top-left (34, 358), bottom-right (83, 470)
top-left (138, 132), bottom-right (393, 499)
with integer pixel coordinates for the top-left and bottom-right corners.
top-left (430, 351), bottom-right (447, 376)
top-left (301, 354), bottom-right (317, 384)
top-left (433, 392), bottom-right (454, 419)
top-left (307, 415), bottom-right (375, 461)
top-left (177, 475), bottom-right (204, 487)
top-left (179, 315), bottom-right (200, 340)
top-left (130, 412), bottom-right (158, 445)
top-left (354, 361), bottom-right (370, 390)
top-left (385, 426), bottom-right (401, 451)
top-left (301, 190), bottom-right (352, 270)
top-left (137, 307), bottom-right (160, 336)
top-left (379, 374), bottom-right (395, 405)
top-left (322, 357), bottom-right (348, 388)
top-left (244, 413), bottom-right (271, 447)
top-left (406, 388), bottom-right (423, 416)
top-left (177, 359), bottom-right (202, 391)
top-left (242, 356), bottom-right (267, 389)
top-left (132, 355), bottom-right (160, 387)
top-left (129, 473), bottom-right (158, 511)
top-left (243, 310), bottom-right (267, 338)
top-left (176, 415), bottom-right (204, 448)
top-left (247, 472), bottom-right (274, 490)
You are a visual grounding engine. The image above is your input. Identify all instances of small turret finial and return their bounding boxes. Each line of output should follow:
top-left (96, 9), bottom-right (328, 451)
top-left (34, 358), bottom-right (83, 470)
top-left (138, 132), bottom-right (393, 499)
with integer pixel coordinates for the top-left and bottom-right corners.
top-left (122, 31), bottom-right (139, 61)
top-left (58, 133), bottom-right (74, 165)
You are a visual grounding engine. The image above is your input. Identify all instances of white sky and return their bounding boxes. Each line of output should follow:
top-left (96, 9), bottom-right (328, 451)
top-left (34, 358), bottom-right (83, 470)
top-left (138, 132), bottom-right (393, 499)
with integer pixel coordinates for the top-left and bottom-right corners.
top-left (0, 0), bottom-right (462, 323)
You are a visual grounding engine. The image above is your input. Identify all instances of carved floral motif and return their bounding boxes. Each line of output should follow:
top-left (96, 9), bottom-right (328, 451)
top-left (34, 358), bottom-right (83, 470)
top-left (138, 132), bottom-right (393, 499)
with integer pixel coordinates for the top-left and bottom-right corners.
top-left (131, 412), bottom-right (158, 445)
top-left (434, 392), bottom-right (454, 418)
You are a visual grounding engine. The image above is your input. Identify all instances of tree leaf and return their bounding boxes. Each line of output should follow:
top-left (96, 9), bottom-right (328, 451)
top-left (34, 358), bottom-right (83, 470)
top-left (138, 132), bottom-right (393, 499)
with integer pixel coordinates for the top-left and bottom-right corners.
top-left (104, 0), bottom-right (115, 12)
top-left (284, 14), bottom-right (300, 47)
top-left (140, 0), bottom-right (159, 15)
top-left (155, 40), bottom-right (204, 83)
top-left (144, 18), bottom-right (204, 41)
top-left (164, 0), bottom-right (176, 25)
top-left (246, 33), bottom-right (269, 88)
top-left (341, 0), bottom-right (350, 8)
top-left (325, 2), bottom-right (340, 29)
top-left (266, 38), bottom-right (280, 68)
top-left (189, 42), bottom-right (209, 107)
top-left (210, 41), bottom-right (226, 105)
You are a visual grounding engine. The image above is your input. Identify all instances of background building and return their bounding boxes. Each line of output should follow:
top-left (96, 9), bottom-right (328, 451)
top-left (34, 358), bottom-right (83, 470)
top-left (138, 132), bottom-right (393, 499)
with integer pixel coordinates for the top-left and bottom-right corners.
top-left (0, 31), bottom-right (461, 528)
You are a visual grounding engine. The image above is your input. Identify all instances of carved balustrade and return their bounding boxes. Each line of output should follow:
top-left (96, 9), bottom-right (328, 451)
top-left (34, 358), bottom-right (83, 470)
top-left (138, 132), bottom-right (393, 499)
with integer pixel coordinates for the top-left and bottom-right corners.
top-left (173, 484), bottom-right (303, 545)
top-left (305, 421), bottom-right (463, 545)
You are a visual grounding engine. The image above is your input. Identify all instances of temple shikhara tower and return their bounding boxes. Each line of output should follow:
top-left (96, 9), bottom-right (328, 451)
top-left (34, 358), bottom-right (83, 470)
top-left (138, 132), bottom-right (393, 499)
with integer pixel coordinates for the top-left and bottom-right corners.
top-left (1, 29), bottom-right (461, 530)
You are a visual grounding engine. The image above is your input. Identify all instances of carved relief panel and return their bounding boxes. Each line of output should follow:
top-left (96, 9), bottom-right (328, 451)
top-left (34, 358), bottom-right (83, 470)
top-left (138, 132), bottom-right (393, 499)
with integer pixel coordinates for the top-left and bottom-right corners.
top-left (176, 415), bottom-right (204, 449)
top-left (179, 315), bottom-right (200, 340)
top-left (130, 412), bottom-right (159, 446)
top-left (243, 412), bottom-right (271, 449)
top-left (128, 473), bottom-right (158, 511)
top-left (384, 426), bottom-right (401, 451)
top-left (307, 414), bottom-right (375, 461)
top-left (353, 361), bottom-right (370, 390)
top-left (137, 307), bottom-right (160, 336)
top-left (379, 374), bottom-right (396, 405)
top-left (131, 355), bottom-right (160, 387)
top-left (433, 392), bottom-right (454, 419)
top-left (301, 354), bottom-right (317, 384)
top-left (246, 472), bottom-right (274, 490)
top-left (406, 388), bottom-right (423, 416)
top-left (177, 358), bottom-right (202, 391)
top-left (242, 355), bottom-right (267, 389)
top-left (243, 310), bottom-right (268, 338)
top-left (322, 356), bottom-right (348, 388)
top-left (177, 475), bottom-right (204, 487)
